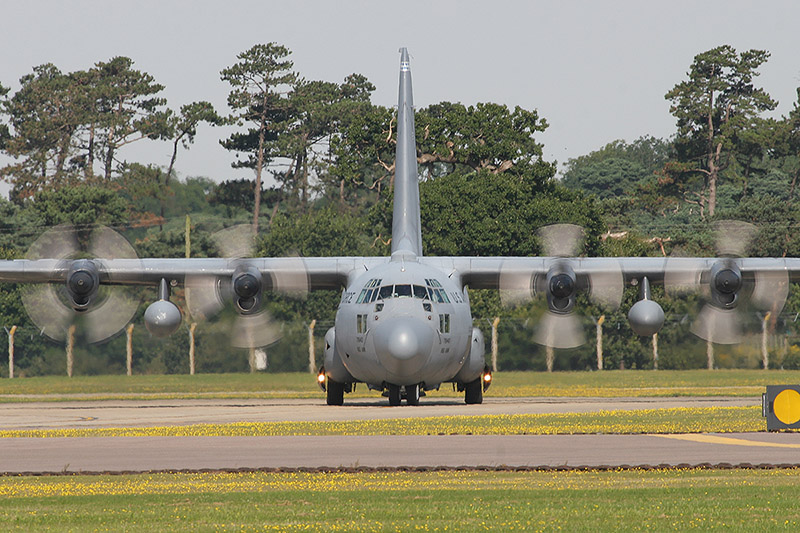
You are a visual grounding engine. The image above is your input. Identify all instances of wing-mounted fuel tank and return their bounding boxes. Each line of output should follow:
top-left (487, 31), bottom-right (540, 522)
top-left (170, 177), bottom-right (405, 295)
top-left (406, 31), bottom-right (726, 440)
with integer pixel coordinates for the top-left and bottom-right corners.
top-left (323, 326), bottom-right (354, 384)
top-left (628, 277), bottom-right (665, 336)
top-left (144, 278), bottom-right (183, 338)
top-left (453, 327), bottom-right (485, 384)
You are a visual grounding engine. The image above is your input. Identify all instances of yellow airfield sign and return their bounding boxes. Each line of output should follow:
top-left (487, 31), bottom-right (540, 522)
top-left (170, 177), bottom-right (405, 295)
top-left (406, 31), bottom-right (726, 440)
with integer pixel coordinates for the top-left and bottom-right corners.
top-left (763, 385), bottom-right (800, 431)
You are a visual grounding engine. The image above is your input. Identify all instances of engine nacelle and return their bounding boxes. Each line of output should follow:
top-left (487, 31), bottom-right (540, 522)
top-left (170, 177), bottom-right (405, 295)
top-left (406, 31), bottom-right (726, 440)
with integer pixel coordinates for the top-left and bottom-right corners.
top-left (232, 266), bottom-right (262, 314)
top-left (66, 260), bottom-right (99, 311)
top-left (545, 266), bottom-right (576, 313)
top-left (454, 327), bottom-right (485, 384)
top-left (710, 260), bottom-right (742, 308)
top-left (144, 299), bottom-right (182, 337)
top-left (323, 327), bottom-right (354, 383)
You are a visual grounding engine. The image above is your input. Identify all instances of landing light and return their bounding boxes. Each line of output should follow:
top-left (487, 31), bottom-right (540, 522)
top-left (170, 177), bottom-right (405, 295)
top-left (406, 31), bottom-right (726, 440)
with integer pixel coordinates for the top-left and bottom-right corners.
top-left (317, 368), bottom-right (327, 392)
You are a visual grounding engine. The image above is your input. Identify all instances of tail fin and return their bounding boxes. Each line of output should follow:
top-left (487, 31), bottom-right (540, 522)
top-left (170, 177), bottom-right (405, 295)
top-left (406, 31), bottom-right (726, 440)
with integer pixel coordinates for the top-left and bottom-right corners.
top-left (391, 47), bottom-right (423, 260)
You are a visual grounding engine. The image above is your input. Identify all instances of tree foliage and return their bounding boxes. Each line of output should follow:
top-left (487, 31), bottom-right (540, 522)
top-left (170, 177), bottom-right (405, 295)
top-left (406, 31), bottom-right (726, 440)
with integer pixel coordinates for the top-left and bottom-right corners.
top-left (4, 42), bottom-right (800, 375)
top-left (665, 45), bottom-right (776, 217)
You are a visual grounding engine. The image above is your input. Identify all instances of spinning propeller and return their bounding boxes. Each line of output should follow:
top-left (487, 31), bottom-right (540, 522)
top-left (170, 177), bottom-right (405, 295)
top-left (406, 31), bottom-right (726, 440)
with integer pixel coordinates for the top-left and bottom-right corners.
top-left (185, 224), bottom-right (309, 349)
top-left (22, 225), bottom-right (141, 344)
top-left (499, 224), bottom-right (623, 349)
top-left (664, 221), bottom-right (789, 344)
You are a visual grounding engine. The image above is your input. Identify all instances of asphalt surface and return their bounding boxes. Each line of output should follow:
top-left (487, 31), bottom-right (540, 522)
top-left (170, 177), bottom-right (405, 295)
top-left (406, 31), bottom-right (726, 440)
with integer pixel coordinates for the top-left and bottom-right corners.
top-left (0, 396), bottom-right (758, 430)
top-left (2, 396), bottom-right (799, 474)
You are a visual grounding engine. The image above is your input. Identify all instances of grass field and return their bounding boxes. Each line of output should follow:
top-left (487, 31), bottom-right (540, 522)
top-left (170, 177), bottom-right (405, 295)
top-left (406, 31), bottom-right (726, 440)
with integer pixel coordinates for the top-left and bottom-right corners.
top-left (1, 369), bottom-right (799, 401)
top-left (2, 371), bottom-right (797, 530)
top-left (2, 469), bottom-right (799, 531)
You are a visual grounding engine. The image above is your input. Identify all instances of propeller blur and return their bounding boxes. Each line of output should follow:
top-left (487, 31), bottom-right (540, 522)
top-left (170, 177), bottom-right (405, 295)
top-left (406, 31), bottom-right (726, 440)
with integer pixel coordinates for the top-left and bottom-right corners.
top-left (2, 49), bottom-right (800, 405)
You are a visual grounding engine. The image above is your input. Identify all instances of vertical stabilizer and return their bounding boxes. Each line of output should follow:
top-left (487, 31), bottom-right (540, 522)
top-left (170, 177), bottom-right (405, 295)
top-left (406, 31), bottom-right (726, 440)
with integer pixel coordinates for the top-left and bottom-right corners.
top-left (391, 47), bottom-right (423, 260)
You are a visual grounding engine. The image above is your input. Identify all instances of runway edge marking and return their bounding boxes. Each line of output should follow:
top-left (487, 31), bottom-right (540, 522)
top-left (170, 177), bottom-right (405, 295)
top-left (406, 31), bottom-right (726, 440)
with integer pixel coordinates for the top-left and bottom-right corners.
top-left (652, 434), bottom-right (800, 448)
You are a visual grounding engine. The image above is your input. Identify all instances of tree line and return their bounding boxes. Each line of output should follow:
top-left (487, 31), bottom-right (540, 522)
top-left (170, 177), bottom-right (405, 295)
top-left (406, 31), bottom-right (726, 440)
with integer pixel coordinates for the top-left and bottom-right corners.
top-left (1, 43), bottom-right (800, 376)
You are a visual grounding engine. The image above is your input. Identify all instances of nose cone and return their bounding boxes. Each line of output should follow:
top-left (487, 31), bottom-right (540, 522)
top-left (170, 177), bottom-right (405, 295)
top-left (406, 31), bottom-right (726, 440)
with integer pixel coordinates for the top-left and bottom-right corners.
top-left (373, 317), bottom-right (434, 379)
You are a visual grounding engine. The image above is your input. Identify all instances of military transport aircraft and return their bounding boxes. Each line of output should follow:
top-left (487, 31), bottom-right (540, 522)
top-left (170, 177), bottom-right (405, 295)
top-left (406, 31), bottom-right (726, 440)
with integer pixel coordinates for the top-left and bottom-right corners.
top-left (1, 48), bottom-right (798, 406)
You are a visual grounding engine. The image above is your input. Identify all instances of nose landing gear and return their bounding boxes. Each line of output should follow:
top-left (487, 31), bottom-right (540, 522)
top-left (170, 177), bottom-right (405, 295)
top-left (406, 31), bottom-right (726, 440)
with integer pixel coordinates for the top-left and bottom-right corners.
top-left (385, 383), bottom-right (422, 406)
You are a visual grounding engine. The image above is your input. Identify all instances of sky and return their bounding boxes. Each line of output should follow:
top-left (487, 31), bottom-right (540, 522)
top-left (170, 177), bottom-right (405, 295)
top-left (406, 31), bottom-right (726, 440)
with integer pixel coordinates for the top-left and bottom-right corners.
top-left (2, 0), bottom-right (800, 199)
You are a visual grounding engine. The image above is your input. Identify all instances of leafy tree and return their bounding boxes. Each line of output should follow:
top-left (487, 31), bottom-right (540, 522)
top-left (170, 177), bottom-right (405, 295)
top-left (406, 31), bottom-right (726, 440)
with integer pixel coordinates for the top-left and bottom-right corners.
top-left (332, 100), bottom-right (555, 209)
top-left (208, 178), bottom-right (283, 219)
top-left (0, 58), bottom-right (170, 199)
top-left (27, 185), bottom-right (128, 228)
top-left (330, 104), bottom-right (396, 203)
top-left (0, 64), bottom-right (85, 196)
top-left (164, 102), bottom-right (221, 183)
top-left (562, 137), bottom-right (672, 199)
top-left (89, 57), bottom-right (170, 181)
top-left (665, 45), bottom-right (776, 217)
top-left (220, 43), bottom-right (297, 234)
top-left (415, 170), bottom-right (602, 257)
top-left (0, 82), bottom-right (9, 150)
top-left (415, 102), bottom-right (553, 180)
top-left (274, 74), bottom-right (375, 210)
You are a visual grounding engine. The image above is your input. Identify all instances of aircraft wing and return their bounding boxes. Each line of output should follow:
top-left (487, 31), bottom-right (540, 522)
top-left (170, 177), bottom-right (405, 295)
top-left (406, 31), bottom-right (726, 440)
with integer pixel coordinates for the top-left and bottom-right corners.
top-left (0, 256), bottom-right (389, 290)
top-left (422, 256), bottom-right (800, 289)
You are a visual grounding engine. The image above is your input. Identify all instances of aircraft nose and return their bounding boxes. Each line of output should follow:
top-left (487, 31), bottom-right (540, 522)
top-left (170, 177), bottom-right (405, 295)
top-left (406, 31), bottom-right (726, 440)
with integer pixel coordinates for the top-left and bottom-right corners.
top-left (373, 317), bottom-right (434, 378)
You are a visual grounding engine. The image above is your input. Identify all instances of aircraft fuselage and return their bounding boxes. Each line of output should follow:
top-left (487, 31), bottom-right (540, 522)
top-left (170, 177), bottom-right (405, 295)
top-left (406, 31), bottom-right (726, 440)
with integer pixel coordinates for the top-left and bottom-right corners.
top-left (332, 261), bottom-right (473, 390)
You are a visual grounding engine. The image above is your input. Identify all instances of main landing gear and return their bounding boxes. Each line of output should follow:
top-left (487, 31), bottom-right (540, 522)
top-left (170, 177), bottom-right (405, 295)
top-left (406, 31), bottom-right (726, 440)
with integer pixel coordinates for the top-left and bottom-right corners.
top-left (318, 367), bottom-right (348, 406)
top-left (461, 366), bottom-right (492, 405)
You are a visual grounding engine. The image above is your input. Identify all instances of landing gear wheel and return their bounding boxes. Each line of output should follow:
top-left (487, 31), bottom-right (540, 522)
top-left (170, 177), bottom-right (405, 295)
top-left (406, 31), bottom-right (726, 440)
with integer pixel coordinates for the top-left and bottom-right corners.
top-left (327, 379), bottom-right (345, 406)
top-left (388, 384), bottom-right (402, 406)
top-left (464, 378), bottom-right (483, 405)
top-left (406, 384), bottom-right (421, 406)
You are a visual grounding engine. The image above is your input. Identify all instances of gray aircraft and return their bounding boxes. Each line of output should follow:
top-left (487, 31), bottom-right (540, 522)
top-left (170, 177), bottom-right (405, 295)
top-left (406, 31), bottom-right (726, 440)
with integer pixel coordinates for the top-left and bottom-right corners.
top-left (1, 48), bottom-right (799, 406)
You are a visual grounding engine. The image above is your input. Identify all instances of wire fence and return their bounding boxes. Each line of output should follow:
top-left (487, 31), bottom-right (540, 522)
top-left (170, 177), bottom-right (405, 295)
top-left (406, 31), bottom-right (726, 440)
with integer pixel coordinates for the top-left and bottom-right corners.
top-left (3, 313), bottom-right (800, 378)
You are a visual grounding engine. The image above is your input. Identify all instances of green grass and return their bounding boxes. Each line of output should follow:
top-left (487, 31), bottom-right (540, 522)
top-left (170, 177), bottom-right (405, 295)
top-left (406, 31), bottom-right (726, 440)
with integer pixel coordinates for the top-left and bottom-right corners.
top-left (0, 369), bottom-right (799, 402)
top-left (0, 406), bottom-right (765, 438)
top-left (1, 469), bottom-right (799, 531)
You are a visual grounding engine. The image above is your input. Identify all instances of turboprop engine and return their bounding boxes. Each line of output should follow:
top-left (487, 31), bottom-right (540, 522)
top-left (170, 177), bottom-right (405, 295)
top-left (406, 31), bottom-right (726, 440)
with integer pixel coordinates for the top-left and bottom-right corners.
top-left (65, 260), bottom-right (100, 311)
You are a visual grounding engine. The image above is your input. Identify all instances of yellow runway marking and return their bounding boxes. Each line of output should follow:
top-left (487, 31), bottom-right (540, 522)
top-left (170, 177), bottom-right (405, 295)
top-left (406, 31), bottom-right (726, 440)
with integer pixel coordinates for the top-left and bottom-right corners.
top-left (653, 434), bottom-right (800, 448)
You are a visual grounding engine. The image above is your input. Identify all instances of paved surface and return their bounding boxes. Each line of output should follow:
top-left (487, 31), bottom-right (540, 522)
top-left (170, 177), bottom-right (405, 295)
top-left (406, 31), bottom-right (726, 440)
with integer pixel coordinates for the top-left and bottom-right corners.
top-left (0, 396), bottom-right (758, 430)
top-left (2, 433), bottom-right (800, 474)
top-left (3, 396), bottom-right (796, 474)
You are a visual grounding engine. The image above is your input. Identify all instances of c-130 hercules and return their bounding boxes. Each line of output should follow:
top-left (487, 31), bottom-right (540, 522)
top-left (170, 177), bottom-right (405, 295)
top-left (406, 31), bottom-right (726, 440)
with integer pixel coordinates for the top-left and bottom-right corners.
top-left (1, 48), bottom-right (798, 405)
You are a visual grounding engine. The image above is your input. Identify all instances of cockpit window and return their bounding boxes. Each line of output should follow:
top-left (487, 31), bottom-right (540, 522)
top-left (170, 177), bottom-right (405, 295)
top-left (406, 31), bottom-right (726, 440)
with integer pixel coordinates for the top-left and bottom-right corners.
top-left (375, 284), bottom-right (434, 300)
top-left (413, 285), bottom-right (428, 299)
top-left (378, 285), bottom-right (393, 299)
top-left (395, 284), bottom-right (412, 298)
top-left (422, 279), bottom-right (450, 304)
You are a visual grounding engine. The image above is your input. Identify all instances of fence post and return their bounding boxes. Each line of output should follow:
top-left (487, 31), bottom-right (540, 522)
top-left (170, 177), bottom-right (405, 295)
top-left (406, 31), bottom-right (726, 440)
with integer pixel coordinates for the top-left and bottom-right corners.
top-left (308, 319), bottom-right (317, 373)
top-left (491, 317), bottom-right (500, 372)
top-left (66, 324), bottom-right (76, 377)
top-left (126, 323), bottom-right (134, 376)
top-left (707, 339), bottom-right (714, 370)
top-left (652, 333), bottom-right (658, 370)
top-left (595, 315), bottom-right (605, 370)
top-left (189, 322), bottom-right (197, 375)
top-left (7, 326), bottom-right (16, 379)
top-left (546, 345), bottom-right (554, 372)
top-left (762, 312), bottom-right (771, 370)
